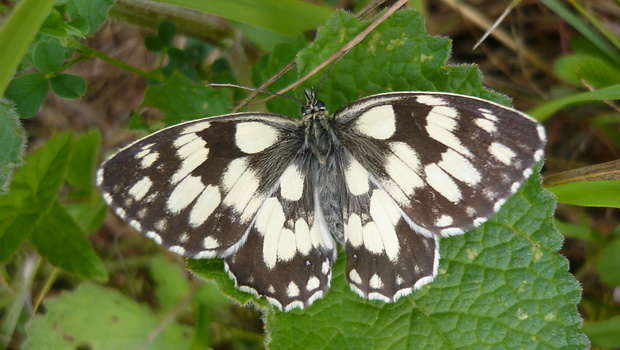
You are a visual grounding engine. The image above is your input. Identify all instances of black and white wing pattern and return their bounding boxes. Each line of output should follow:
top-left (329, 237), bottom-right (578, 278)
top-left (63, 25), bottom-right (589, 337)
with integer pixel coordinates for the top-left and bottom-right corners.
top-left (97, 113), bottom-right (336, 311)
top-left (97, 90), bottom-right (545, 311)
top-left (330, 92), bottom-right (545, 301)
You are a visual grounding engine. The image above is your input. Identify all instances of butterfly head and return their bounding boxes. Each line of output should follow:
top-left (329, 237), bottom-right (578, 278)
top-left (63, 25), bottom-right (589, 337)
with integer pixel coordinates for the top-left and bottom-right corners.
top-left (302, 88), bottom-right (327, 121)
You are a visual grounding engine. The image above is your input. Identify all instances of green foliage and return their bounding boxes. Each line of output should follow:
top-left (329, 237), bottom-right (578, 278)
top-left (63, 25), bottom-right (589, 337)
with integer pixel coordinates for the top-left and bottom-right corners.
top-left (0, 99), bottom-right (26, 194)
top-left (1, 0), bottom-right (115, 118)
top-left (0, 131), bottom-right (106, 279)
top-left (23, 283), bottom-right (193, 350)
top-left (547, 180), bottom-right (620, 208)
top-left (153, 0), bottom-right (332, 38)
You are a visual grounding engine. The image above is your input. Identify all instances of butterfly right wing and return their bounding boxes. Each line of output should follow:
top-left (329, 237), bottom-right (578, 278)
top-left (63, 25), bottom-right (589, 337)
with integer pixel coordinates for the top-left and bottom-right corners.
top-left (97, 113), bottom-right (302, 259)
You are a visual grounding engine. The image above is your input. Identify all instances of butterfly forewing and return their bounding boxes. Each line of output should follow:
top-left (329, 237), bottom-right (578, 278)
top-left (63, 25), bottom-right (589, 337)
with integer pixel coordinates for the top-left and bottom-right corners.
top-left (97, 90), bottom-right (545, 311)
top-left (97, 113), bottom-right (302, 258)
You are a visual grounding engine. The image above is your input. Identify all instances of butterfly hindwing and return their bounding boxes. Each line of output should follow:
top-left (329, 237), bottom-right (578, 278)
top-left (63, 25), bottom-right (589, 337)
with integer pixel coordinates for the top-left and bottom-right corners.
top-left (224, 164), bottom-right (337, 311)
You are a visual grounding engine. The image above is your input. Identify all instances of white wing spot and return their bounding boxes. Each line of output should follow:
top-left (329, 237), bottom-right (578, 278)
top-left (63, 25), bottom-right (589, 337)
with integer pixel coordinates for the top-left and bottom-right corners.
top-left (370, 274), bottom-right (384, 289)
top-left (286, 281), bottom-right (300, 297)
top-left (475, 118), bottom-right (497, 134)
top-left (349, 269), bottom-right (362, 284)
top-left (537, 125), bottom-right (547, 143)
top-left (345, 157), bottom-right (370, 195)
top-left (493, 198), bottom-right (507, 212)
top-left (385, 153), bottom-right (424, 197)
top-left (295, 218), bottom-right (312, 255)
top-left (307, 276), bottom-right (320, 291)
top-left (425, 163), bottom-right (462, 203)
top-left (321, 259), bottom-right (330, 275)
top-left (438, 149), bottom-right (481, 186)
top-left (426, 106), bottom-right (472, 157)
top-left (354, 105), bottom-right (396, 140)
top-left (235, 122), bottom-right (279, 154)
top-left (179, 233), bottom-right (189, 243)
top-left (146, 231), bottom-right (162, 244)
top-left (167, 175), bottom-right (204, 213)
top-left (171, 135), bottom-right (209, 184)
top-left (435, 215), bottom-right (453, 227)
top-left (280, 164), bottom-right (305, 201)
top-left (189, 185), bottom-right (221, 227)
top-left (223, 166), bottom-right (260, 214)
top-left (129, 220), bottom-right (142, 232)
top-left (140, 152), bottom-right (159, 168)
top-left (363, 190), bottom-right (401, 261)
top-left (480, 109), bottom-right (498, 122)
top-left (256, 198), bottom-right (292, 268)
top-left (182, 120), bottom-right (211, 134)
top-left (345, 214), bottom-right (363, 247)
top-left (169, 245), bottom-right (186, 255)
top-left (489, 142), bottom-right (516, 165)
top-left (203, 236), bottom-right (219, 249)
top-left (416, 95), bottom-right (447, 106)
top-left (128, 177), bottom-right (152, 201)
top-left (155, 219), bottom-right (167, 231)
top-left (116, 207), bottom-right (126, 219)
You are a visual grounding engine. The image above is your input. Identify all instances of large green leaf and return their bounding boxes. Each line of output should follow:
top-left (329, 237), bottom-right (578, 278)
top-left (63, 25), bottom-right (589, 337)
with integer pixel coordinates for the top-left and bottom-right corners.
top-left (0, 132), bottom-right (73, 261)
top-left (23, 283), bottom-right (192, 350)
top-left (188, 10), bottom-right (587, 349)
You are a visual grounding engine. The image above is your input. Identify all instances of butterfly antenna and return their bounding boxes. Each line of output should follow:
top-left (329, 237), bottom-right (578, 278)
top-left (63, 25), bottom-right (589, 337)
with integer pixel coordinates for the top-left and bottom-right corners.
top-left (314, 49), bottom-right (350, 96)
top-left (208, 82), bottom-right (303, 106)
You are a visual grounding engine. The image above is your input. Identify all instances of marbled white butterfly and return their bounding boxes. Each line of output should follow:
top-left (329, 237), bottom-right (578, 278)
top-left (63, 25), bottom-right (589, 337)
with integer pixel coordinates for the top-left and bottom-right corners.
top-left (97, 89), bottom-right (545, 311)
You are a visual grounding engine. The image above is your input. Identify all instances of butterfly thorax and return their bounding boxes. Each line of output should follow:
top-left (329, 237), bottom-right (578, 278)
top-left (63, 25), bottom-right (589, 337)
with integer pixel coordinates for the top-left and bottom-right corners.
top-left (300, 91), bottom-right (347, 242)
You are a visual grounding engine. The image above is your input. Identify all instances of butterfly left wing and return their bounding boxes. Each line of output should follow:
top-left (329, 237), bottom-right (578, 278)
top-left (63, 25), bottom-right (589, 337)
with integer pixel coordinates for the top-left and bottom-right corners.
top-left (332, 92), bottom-right (546, 301)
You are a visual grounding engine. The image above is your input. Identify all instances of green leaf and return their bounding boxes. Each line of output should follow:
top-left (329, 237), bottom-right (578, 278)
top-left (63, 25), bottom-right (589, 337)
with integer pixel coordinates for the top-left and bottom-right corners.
top-left (189, 10), bottom-right (587, 349)
top-left (583, 316), bottom-right (620, 348)
top-left (30, 202), bottom-right (107, 280)
top-left (554, 54), bottom-right (620, 88)
top-left (23, 283), bottom-right (193, 350)
top-left (4, 72), bottom-right (49, 118)
top-left (528, 83), bottom-right (620, 121)
top-left (0, 99), bottom-right (26, 194)
top-left (0, 0), bottom-right (55, 95)
top-left (0, 132), bottom-right (73, 261)
top-left (144, 35), bottom-right (165, 52)
top-left (66, 130), bottom-right (101, 194)
top-left (295, 11), bottom-right (508, 112)
top-left (152, 0), bottom-right (332, 38)
top-left (158, 21), bottom-right (176, 47)
top-left (546, 179), bottom-right (620, 208)
top-left (33, 39), bottom-right (68, 74)
top-left (142, 72), bottom-right (232, 126)
top-left (554, 219), bottom-right (600, 243)
top-left (266, 169), bottom-right (587, 349)
top-left (150, 255), bottom-right (190, 313)
top-left (66, 0), bottom-right (116, 37)
top-left (50, 74), bottom-right (87, 99)
top-left (594, 239), bottom-right (620, 286)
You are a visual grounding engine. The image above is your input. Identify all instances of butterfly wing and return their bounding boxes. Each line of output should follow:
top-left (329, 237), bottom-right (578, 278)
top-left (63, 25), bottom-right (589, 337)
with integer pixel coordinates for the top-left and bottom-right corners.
top-left (224, 161), bottom-right (336, 311)
top-left (332, 92), bottom-right (546, 300)
top-left (97, 113), bottom-right (336, 310)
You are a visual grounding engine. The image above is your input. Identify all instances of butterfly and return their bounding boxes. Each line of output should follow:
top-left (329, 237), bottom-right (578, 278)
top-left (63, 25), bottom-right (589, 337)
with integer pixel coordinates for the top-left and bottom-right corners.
top-left (97, 89), bottom-right (545, 311)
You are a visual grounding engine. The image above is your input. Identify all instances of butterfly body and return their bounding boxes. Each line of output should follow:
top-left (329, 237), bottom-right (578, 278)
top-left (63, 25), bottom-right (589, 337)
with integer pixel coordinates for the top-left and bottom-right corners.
top-left (97, 90), bottom-right (545, 311)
